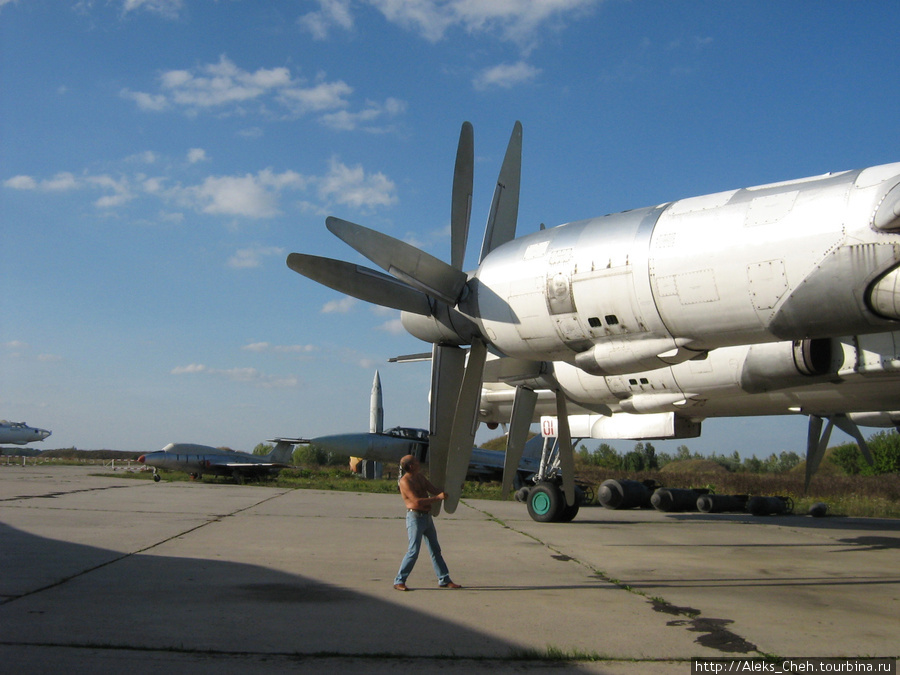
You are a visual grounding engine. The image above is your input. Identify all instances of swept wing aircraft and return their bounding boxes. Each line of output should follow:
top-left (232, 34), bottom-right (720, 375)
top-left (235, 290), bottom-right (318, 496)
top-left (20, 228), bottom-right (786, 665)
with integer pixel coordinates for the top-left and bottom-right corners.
top-left (138, 441), bottom-right (295, 483)
top-left (284, 371), bottom-right (542, 485)
top-left (0, 421), bottom-right (51, 445)
top-left (288, 121), bottom-right (900, 514)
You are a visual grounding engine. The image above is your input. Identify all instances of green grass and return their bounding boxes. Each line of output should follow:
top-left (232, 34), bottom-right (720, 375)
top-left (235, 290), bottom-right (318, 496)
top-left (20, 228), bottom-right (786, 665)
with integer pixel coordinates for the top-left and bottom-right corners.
top-left (92, 462), bottom-right (900, 519)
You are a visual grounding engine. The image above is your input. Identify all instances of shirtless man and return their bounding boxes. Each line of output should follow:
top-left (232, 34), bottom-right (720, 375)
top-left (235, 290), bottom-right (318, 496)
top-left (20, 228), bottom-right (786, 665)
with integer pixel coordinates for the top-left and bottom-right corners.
top-left (393, 454), bottom-right (461, 591)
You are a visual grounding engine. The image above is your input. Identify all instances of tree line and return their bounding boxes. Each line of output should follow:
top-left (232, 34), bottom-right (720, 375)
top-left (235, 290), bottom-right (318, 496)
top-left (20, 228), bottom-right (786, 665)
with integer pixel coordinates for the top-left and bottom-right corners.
top-left (577, 429), bottom-right (900, 475)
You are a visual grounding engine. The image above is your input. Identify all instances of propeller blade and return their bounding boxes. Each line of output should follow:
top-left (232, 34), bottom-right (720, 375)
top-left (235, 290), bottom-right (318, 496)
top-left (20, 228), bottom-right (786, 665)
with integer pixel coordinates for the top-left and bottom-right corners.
top-left (327, 217), bottom-right (468, 306)
top-left (427, 344), bottom-right (466, 515)
top-left (501, 386), bottom-right (537, 499)
top-left (286, 253), bottom-right (432, 316)
top-left (555, 390), bottom-right (576, 507)
top-left (479, 121), bottom-right (522, 263)
top-left (451, 122), bottom-right (474, 271)
top-left (442, 339), bottom-right (488, 514)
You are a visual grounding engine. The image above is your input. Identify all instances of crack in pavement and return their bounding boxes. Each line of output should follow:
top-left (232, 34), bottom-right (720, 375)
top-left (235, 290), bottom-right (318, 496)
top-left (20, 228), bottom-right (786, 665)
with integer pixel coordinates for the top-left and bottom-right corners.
top-left (0, 489), bottom-right (291, 606)
top-left (461, 500), bottom-right (763, 657)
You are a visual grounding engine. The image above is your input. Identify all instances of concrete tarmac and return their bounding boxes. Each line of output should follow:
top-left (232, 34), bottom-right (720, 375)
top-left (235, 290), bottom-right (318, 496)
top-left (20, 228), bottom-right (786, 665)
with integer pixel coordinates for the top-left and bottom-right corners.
top-left (0, 465), bottom-right (897, 674)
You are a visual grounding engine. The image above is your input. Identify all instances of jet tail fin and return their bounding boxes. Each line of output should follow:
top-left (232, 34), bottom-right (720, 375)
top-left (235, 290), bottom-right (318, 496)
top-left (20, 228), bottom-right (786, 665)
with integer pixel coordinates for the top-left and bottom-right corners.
top-left (265, 439), bottom-right (310, 465)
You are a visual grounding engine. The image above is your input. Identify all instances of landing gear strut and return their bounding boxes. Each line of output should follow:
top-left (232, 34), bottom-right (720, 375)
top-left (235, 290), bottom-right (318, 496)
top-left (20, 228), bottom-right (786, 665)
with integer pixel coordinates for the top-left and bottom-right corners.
top-left (521, 436), bottom-right (584, 523)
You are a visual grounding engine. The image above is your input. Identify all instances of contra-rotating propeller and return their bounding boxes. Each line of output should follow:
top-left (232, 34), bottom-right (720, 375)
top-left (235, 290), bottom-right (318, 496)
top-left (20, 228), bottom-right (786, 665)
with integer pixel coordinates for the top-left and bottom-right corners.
top-left (287, 121), bottom-right (579, 514)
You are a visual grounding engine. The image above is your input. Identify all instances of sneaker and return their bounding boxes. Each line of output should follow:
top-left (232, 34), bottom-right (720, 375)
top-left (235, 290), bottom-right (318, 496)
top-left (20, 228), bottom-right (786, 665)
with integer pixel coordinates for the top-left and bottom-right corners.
top-left (393, 583), bottom-right (409, 591)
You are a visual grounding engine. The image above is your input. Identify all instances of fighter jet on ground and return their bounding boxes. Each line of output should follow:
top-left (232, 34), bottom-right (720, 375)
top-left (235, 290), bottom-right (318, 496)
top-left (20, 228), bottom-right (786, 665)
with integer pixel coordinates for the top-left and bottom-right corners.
top-left (279, 371), bottom-right (542, 485)
top-left (0, 421), bottom-right (51, 445)
top-left (288, 121), bottom-right (900, 517)
top-left (138, 441), bottom-right (296, 483)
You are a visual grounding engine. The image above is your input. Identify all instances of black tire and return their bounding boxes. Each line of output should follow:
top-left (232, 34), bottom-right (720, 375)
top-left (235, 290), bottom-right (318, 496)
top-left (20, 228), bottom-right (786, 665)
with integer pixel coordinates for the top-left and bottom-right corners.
top-left (527, 483), bottom-right (564, 522)
top-left (558, 500), bottom-right (580, 522)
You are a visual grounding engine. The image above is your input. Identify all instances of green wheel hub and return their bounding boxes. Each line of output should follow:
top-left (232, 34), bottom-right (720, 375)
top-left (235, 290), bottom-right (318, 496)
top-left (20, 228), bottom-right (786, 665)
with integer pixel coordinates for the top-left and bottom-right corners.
top-left (531, 490), bottom-right (552, 515)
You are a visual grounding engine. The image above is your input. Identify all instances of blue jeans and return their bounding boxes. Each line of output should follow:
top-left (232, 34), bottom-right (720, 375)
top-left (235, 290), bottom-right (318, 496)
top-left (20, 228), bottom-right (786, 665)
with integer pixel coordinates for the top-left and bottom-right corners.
top-left (394, 510), bottom-right (451, 585)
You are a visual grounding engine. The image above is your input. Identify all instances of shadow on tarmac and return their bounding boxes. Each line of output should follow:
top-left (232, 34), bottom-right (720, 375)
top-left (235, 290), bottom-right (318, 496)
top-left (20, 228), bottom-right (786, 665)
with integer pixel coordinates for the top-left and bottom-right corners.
top-left (0, 521), bottom-right (600, 671)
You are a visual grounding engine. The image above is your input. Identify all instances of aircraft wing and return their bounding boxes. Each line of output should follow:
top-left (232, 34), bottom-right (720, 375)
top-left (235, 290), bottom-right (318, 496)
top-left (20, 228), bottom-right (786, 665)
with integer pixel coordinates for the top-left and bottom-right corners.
top-left (203, 458), bottom-right (291, 469)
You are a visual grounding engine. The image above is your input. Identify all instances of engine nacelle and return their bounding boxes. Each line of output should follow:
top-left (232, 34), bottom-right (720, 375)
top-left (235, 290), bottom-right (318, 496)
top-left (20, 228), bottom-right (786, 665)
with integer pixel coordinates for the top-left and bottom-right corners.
top-left (739, 338), bottom-right (838, 394)
top-left (574, 337), bottom-right (705, 377)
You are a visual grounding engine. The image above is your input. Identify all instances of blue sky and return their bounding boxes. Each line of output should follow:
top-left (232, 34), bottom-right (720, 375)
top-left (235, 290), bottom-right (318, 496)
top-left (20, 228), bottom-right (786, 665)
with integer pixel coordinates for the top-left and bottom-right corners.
top-left (2, 0), bottom-right (899, 455)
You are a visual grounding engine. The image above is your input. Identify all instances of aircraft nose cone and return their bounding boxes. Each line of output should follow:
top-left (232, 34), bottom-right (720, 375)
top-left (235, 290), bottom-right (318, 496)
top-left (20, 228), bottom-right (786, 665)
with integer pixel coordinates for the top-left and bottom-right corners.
top-left (137, 455), bottom-right (146, 464)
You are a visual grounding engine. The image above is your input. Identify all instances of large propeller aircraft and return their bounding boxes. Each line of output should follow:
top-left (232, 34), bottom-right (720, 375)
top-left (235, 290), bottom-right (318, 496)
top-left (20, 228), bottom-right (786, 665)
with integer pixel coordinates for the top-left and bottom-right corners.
top-left (0, 420), bottom-right (51, 446)
top-left (288, 121), bottom-right (900, 516)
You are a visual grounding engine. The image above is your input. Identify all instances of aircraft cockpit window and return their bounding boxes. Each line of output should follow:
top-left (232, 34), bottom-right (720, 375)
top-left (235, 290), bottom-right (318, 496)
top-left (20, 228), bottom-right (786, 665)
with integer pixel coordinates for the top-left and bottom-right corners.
top-left (604, 314), bottom-right (619, 325)
top-left (588, 317), bottom-right (602, 328)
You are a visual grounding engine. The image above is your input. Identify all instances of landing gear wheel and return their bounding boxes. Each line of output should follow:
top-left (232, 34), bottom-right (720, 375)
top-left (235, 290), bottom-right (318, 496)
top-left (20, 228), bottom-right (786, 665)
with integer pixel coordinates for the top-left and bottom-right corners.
top-left (527, 483), bottom-right (564, 522)
top-left (153, 473), bottom-right (160, 482)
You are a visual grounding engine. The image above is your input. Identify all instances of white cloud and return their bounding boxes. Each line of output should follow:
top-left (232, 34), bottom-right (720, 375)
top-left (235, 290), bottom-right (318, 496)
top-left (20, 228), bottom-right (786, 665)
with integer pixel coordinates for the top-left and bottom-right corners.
top-left (164, 56), bottom-right (293, 109)
top-left (279, 79), bottom-right (353, 114)
top-left (4, 170), bottom-right (133, 208)
top-left (4, 175), bottom-right (37, 190)
top-left (318, 157), bottom-right (397, 209)
top-left (5, 153), bottom-right (395, 222)
top-left (171, 362), bottom-right (297, 388)
top-left (121, 0), bottom-right (183, 18)
top-left (367, 0), bottom-right (453, 42)
top-left (43, 172), bottom-right (80, 191)
top-left (322, 296), bottom-right (356, 313)
top-left (175, 169), bottom-right (307, 218)
top-left (187, 148), bottom-right (207, 164)
top-left (242, 342), bottom-right (318, 354)
top-left (473, 61), bottom-right (541, 90)
top-left (227, 245), bottom-right (285, 269)
top-left (365, 0), bottom-right (599, 44)
top-left (87, 174), bottom-right (134, 208)
top-left (298, 0), bottom-right (354, 39)
top-left (2, 341), bottom-right (29, 349)
top-left (120, 89), bottom-right (169, 111)
top-left (377, 318), bottom-right (407, 335)
top-left (320, 97), bottom-right (407, 131)
top-left (121, 55), bottom-right (402, 129)
top-left (171, 363), bottom-right (207, 374)
top-left (195, 174), bottom-right (277, 217)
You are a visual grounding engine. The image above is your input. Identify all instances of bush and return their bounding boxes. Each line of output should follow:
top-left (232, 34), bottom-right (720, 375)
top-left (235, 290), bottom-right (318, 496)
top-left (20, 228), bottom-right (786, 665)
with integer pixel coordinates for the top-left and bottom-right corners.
top-left (829, 430), bottom-right (900, 475)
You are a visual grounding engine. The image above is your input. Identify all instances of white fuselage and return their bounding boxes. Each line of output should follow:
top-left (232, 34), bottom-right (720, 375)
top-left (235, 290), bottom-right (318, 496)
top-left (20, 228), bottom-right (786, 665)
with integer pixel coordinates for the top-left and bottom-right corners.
top-left (463, 164), bottom-right (900, 375)
top-left (0, 422), bottom-right (51, 445)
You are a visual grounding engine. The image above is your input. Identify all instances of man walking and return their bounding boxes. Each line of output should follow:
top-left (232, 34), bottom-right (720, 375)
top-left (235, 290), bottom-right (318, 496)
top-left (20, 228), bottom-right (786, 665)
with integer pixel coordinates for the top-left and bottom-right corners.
top-left (393, 454), bottom-right (461, 591)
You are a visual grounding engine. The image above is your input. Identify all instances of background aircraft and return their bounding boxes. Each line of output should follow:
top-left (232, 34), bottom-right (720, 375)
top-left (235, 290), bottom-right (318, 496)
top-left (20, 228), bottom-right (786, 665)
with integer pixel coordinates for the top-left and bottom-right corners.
top-left (138, 441), bottom-right (295, 483)
top-left (288, 121), bottom-right (900, 515)
top-left (281, 371), bottom-right (542, 485)
top-left (0, 421), bottom-right (51, 445)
